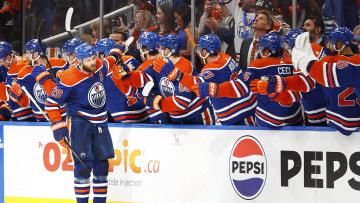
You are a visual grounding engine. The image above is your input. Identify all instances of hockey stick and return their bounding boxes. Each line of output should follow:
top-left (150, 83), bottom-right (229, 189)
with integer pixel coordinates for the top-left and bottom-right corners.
top-left (22, 86), bottom-right (90, 175)
top-left (63, 138), bottom-right (90, 176)
top-left (65, 7), bottom-right (74, 39)
top-left (142, 81), bottom-right (154, 97)
top-left (123, 36), bottom-right (134, 55)
top-left (21, 86), bottom-right (50, 122)
top-left (37, 20), bottom-right (90, 175)
top-left (37, 19), bottom-right (56, 80)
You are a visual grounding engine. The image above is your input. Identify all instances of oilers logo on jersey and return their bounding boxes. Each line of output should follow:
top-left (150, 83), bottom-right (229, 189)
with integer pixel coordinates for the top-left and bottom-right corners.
top-left (159, 77), bottom-right (175, 98)
top-left (88, 82), bottom-right (106, 108)
top-left (33, 82), bottom-right (47, 104)
top-left (238, 21), bottom-right (254, 40)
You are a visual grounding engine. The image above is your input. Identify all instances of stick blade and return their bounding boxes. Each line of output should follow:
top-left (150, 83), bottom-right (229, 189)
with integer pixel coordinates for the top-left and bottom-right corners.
top-left (125, 36), bottom-right (134, 47)
top-left (78, 167), bottom-right (90, 176)
top-left (123, 36), bottom-right (134, 55)
top-left (65, 7), bottom-right (74, 32)
top-left (142, 81), bottom-right (154, 97)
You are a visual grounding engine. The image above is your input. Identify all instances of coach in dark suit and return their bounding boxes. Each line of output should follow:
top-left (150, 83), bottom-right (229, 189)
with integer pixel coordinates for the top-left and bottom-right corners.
top-left (239, 11), bottom-right (274, 72)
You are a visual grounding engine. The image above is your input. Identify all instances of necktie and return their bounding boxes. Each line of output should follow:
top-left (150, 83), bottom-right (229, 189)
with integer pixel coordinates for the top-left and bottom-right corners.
top-left (250, 39), bottom-right (258, 62)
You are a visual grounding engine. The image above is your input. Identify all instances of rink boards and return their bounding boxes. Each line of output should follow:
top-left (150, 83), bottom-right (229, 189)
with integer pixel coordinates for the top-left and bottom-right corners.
top-left (0, 122), bottom-right (360, 203)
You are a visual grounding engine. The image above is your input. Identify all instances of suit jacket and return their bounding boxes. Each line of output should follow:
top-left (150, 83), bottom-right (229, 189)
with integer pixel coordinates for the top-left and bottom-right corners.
top-left (239, 37), bottom-right (256, 72)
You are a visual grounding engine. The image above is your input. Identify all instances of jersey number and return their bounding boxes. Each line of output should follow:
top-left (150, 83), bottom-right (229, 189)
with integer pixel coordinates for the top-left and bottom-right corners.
top-left (338, 87), bottom-right (360, 107)
top-left (50, 87), bottom-right (63, 99)
top-left (127, 95), bottom-right (137, 106)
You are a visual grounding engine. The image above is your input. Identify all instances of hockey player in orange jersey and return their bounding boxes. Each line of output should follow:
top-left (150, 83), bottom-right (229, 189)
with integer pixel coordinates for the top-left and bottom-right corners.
top-left (252, 29), bottom-right (329, 126)
top-left (293, 28), bottom-right (360, 135)
top-left (0, 41), bottom-right (34, 121)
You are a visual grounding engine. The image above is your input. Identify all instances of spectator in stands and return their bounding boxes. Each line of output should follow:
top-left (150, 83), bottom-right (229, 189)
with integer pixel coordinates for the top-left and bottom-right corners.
top-left (90, 19), bottom-right (111, 43)
top-left (0, 0), bottom-right (24, 42)
top-left (322, 0), bottom-right (359, 36)
top-left (174, 5), bottom-right (200, 57)
top-left (302, 16), bottom-right (327, 47)
top-left (239, 11), bottom-right (273, 72)
top-left (254, 0), bottom-right (291, 35)
top-left (79, 34), bottom-right (94, 46)
top-left (131, 9), bottom-right (153, 44)
top-left (149, 4), bottom-right (176, 36)
top-left (198, 0), bottom-right (222, 36)
top-left (132, 4), bottom-right (176, 53)
top-left (199, 1), bottom-right (236, 59)
top-left (223, 0), bottom-right (257, 65)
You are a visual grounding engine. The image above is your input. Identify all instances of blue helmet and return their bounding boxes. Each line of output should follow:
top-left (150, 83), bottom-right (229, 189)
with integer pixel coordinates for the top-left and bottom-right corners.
top-left (283, 29), bottom-right (304, 48)
top-left (0, 42), bottom-right (13, 60)
top-left (258, 33), bottom-right (282, 55)
top-left (160, 34), bottom-right (181, 54)
top-left (27, 39), bottom-right (46, 57)
top-left (94, 38), bottom-right (115, 57)
top-left (74, 43), bottom-right (97, 60)
top-left (197, 34), bottom-right (221, 54)
top-left (24, 39), bottom-right (37, 51)
top-left (137, 32), bottom-right (161, 52)
top-left (328, 27), bottom-right (352, 46)
top-left (62, 38), bottom-right (84, 55)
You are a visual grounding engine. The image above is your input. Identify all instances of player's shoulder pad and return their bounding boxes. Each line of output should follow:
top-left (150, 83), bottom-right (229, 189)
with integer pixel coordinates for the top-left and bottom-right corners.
top-left (17, 65), bottom-right (33, 79)
top-left (8, 57), bottom-right (28, 74)
top-left (249, 58), bottom-right (281, 68)
top-left (49, 58), bottom-right (67, 68)
top-left (203, 53), bottom-right (231, 70)
top-left (345, 54), bottom-right (360, 64)
top-left (324, 55), bottom-right (350, 63)
top-left (138, 59), bottom-right (155, 71)
top-left (58, 66), bottom-right (89, 86)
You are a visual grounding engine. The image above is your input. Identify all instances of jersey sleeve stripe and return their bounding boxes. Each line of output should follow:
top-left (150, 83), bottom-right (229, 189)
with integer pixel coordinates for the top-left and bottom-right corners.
top-left (331, 63), bottom-right (340, 87)
top-left (327, 63), bottom-right (335, 87)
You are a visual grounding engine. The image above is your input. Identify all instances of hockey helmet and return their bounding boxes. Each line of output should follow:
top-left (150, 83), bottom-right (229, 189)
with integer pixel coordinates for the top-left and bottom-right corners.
top-left (62, 38), bottom-right (84, 55)
top-left (328, 27), bottom-right (352, 47)
top-left (94, 38), bottom-right (115, 57)
top-left (24, 39), bottom-right (36, 51)
top-left (0, 42), bottom-right (13, 60)
top-left (74, 43), bottom-right (97, 60)
top-left (136, 32), bottom-right (161, 52)
top-left (283, 29), bottom-right (304, 48)
top-left (27, 39), bottom-right (47, 57)
top-left (257, 33), bottom-right (282, 55)
top-left (159, 34), bottom-right (181, 55)
top-left (196, 34), bottom-right (221, 55)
